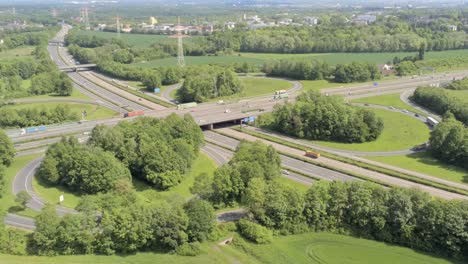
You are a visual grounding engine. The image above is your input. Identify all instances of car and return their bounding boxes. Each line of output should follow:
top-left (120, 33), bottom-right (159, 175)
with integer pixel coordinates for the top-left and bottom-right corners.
top-left (402, 109), bottom-right (409, 113)
top-left (259, 108), bottom-right (265, 112)
top-left (282, 170), bottom-right (290, 175)
top-left (388, 106), bottom-right (395, 110)
top-left (415, 113), bottom-right (420, 117)
top-left (364, 103), bottom-right (370, 106)
top-left (224, 109), bottom-right (231, 113)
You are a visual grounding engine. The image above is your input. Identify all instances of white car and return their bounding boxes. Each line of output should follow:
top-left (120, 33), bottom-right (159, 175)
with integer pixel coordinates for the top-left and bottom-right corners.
top-left (224, 109), bottom-right (231, 113)
top-left (282, 170), bottom-right (290, 175)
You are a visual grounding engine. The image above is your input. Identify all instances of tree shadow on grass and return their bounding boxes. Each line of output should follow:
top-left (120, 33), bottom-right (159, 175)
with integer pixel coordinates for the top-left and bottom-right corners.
top-left (8, 205), bottom-right (24, 213)
top-left (407, 152), bottom-right (468, 183)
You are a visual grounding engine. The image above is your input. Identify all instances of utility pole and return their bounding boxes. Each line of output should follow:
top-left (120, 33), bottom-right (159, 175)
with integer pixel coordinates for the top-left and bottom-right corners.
top-left (169, 17), bottom-right (189, 67)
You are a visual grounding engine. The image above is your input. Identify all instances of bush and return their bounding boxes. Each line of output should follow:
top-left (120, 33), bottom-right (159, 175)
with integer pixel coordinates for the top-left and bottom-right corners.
top-left (237, 219), bottom-right (273, 244)
top-left (175, 242), bottom-right (202, 256)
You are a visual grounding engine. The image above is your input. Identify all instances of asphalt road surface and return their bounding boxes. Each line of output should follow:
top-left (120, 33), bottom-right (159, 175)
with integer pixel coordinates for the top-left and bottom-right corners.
top-left (217, 128), bottom-right (468, 200)
top-left (203, 130), bottom-right (355, 182)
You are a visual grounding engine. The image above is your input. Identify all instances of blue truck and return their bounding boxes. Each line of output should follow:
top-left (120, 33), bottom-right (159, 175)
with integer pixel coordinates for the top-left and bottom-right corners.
top-left (25, 126), bottom-right (47, 134)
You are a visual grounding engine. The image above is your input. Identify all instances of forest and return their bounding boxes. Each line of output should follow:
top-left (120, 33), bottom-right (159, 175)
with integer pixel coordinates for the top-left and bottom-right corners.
top-left (257, 91), bottom-right (384, 143)
top-left (0, 104), bottom-right (78, 128)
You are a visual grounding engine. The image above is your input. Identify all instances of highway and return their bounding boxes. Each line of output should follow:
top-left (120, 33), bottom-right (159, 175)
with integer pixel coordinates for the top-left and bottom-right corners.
top-left (204, 130), bottom-right (356, 182)
top-left (215, 128), bottom-right (468, 200)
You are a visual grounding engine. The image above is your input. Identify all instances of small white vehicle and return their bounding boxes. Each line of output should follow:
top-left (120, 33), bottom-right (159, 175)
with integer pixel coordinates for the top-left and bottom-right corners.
top-left (224, 109), bottom-right (231, 113)
top-left (282, 170), bottom-right (290, 175)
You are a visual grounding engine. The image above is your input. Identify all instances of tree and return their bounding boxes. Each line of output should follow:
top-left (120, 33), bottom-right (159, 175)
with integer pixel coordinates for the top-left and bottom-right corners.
top-left (30, 204), bottom-right (61, 256)
top-left (141, 72), bottom-right (161, 90)
top-left (0, 165), bottom-right (5, 198)
top-left (0, 129), bottom-right (14, 167)
top-left (184, 199), bottom-right (215, 242)
top-left (15, 190), bottom-right (31, 209)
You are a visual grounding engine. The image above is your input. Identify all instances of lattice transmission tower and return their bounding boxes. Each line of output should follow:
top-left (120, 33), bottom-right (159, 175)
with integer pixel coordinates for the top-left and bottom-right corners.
top-left (169, 17), bottom-right (189, 67)
top-left (80, 7), bottom-right (90, 30)
top-left (114, 16), bottom-right (121, 38)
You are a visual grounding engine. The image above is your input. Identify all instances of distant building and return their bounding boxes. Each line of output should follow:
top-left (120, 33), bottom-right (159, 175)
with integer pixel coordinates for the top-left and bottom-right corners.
top-left (447, 24), bottom-right (457, 31)
top-left (379, 64), bottom-right (394, 76)
top-left (225, 21), bottom-right (236, 29)
top-left (96, 24), bottom-right (107, 31)
top-left (303, 16), bottom-right (318, 25)
top-left (351, 15), bottom-right (377, 25)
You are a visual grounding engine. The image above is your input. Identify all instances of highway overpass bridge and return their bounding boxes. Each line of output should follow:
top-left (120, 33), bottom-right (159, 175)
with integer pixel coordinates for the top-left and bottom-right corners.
top-left (48, 40), bottom-right (65, 46)
top-left (58, 64), bottom-right (98, 72)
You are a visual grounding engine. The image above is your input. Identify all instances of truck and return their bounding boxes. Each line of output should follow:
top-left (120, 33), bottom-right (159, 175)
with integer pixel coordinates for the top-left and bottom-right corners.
top-left (24, 125), bottom-right (47, 134)
top-left (124, 110), bottom-right (145, 118)
top-left (273, 93), bottom-right (289, 100)
top-left (275, 90), bottom-right (287, 95)
top-left (426, 116), bottom-right (439, 127)
top-left (177, 102), bottom-right (198, 110)
top-left (305, 150), bottom-right (320, 159)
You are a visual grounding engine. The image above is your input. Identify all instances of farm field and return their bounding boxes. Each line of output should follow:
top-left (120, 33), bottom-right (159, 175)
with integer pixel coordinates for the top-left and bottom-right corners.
top-left (74, 30), bottom-right (202, 48)
top-left (312, 108), bottom-right (430, 152)
top-left (131, 49), bottom-right (468, 68)
top-left (351, 93), bottom-right (427, 116)
top-left (365, 152), bottom-right (468, 184)
top-left (133, 55), bottom-right (264, 68)
top-left (0, 232), bottom-right (455, 264)
top-left (0, 46), bottom-right (35, 61)
top-left (32, 153), bottom-right (218, 209)
top-left (4, 102), bottom-right (117, 121)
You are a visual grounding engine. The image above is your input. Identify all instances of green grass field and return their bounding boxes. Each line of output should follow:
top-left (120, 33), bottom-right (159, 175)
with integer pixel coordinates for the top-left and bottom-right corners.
top-left (0, 46), bottom-right (35, 61)
top-left (0, 231), bottom-right (455, 264)
top-left (365, 152), bottom-right (468, 184)
top-left (240, 77), bottom-right (292, 97)
top-left (5, 102), bottom-right (117, 121)
top-left (236, 232), bottom-right (456, 264)
top-left (16, 89), bottom-right (93, 101)
top-left (352, 93), bottom-right (427, 116)
top-left (312, 108), bottom-right (430, 152)
top-left (0, 154), bottom-right (42, 218)
top-left (74, 31), bottom-right (201, 48)
top-left (32, 153), bottom-right (218, 209)
top-left (133, 55), bottom-right (264, 68)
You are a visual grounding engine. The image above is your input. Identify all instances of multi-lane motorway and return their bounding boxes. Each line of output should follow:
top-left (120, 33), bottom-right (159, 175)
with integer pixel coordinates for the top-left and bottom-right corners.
top-left (4, 24), bottom-right (468, 229)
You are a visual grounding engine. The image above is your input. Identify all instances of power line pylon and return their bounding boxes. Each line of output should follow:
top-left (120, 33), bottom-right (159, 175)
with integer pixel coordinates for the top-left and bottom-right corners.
top-left (169, 17), bottom-right (189, 67)
top-left (80, 7), bottom-right (90, 30)
top-left (114, 16), bottom-right (121, 38)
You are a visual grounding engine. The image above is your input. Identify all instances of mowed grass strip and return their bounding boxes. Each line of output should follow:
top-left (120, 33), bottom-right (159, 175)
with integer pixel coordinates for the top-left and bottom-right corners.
top-left (0, 154), bottom-right (42, 218)
top-left (235, 232), bottom-right (456, 264)
top-left (365, 153), bottom-right (468, 184)
top-left (352, 93), bottom-right (427, 116)
top-left (312, 108), bottom-right (430, 152)
top-left (4, 102), bottom-right (117, 121)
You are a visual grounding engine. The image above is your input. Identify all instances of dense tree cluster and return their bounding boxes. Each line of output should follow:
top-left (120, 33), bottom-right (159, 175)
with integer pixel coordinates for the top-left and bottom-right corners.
top-left (30, 193), bottom-right (215, 255)
top-left (89, 114), bottom-right (204, 190)
top-left (244, 179), bottom-right (468, 261)
top-left (259, 91), bottom-right (384, 143)
top-left (0, 32), bottom-right (49, 51)
top-left (30, 72), bottom-right (73, 96)
top-left (0, 222), bottom-right (27, 255)
top-left (0, 104), bottom-right (79, 128)
top-left (429, 117), bottom-right (468, 170)
top-left (395, 56), bottom-right (468, 76)
top-left (207, 24), bottom-right (467, 54)
top-left (412, 86), bottom-right (468, 125)
top-left (37, 137), bottom-right (132, 194)
top-left (262, 59), bottom-right (380, 83)
top-left (191, 140), bottom-right (281, 207)
top-left (177, 66), bottom-right (243, 103)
